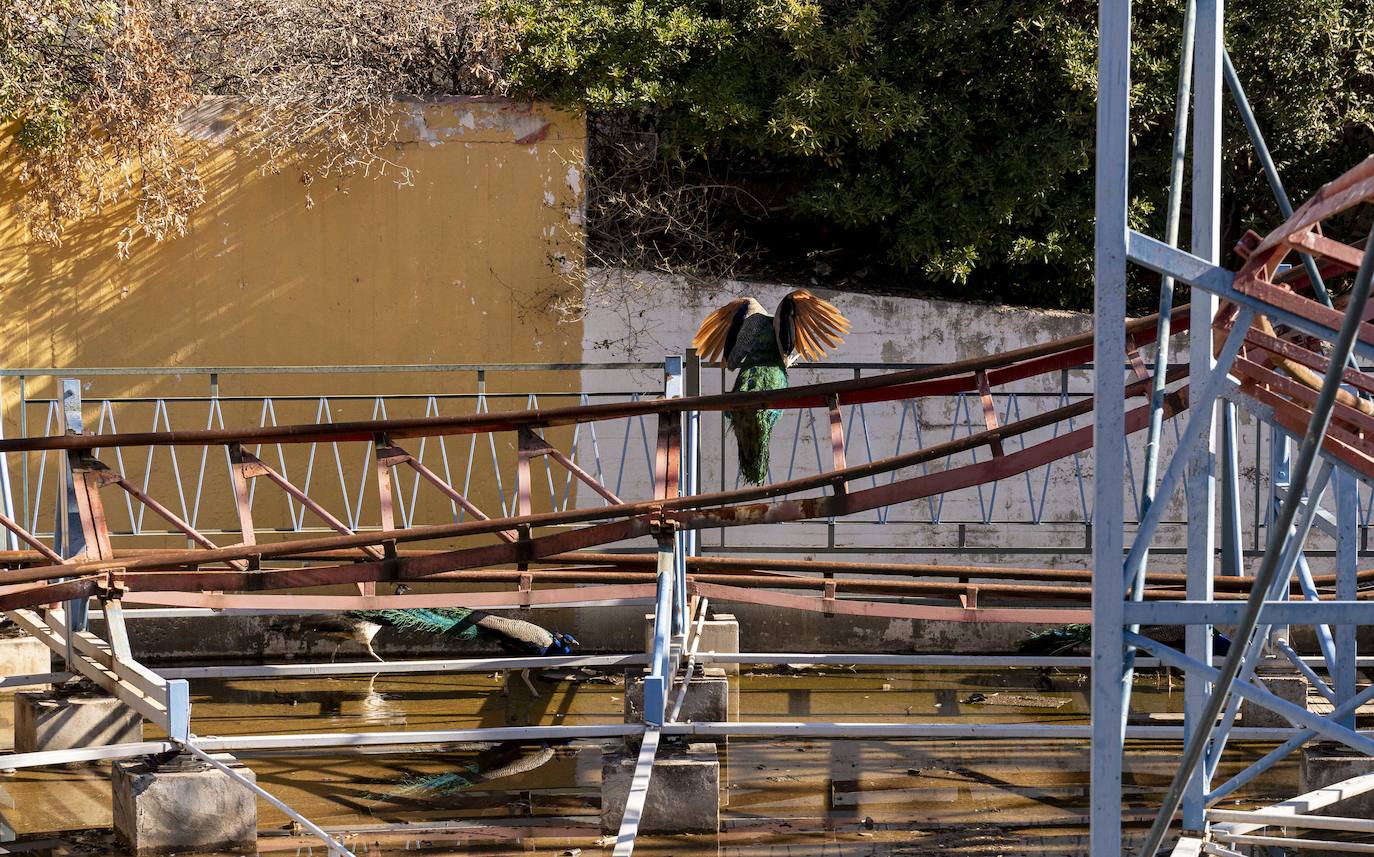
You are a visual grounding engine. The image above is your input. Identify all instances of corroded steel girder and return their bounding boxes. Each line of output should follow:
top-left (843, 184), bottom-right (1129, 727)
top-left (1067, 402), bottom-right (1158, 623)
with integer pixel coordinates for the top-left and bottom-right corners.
top-left (1218, 156), bottom-right (1374, 479)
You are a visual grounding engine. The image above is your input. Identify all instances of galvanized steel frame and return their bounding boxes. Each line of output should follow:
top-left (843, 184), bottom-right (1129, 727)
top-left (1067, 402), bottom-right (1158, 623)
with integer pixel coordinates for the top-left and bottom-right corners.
top-left (1094, 0), bottom-right (1374, 850)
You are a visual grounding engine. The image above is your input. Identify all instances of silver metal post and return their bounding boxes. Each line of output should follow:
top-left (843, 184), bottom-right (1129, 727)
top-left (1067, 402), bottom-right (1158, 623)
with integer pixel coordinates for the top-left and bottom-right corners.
top-left (663, 355), bottom-right (687, 638)
top-left (684, 349), bottom-right (701, 562)
top-left (58, 379), bottom-right (88, 668)
top-left (1139, 221), bottom-right (1374, 857)
top-left (1335, 466), bottom-right (1359, 729)
top-left (1090, 0), bottom-right (1132, 848)
top-left (1219, 402), bottom-right (1244, 579)
top-left (0, 378), bottom-right (14, 552)
top-left (1182, 0), bottom-right (1223, 828)
top-left (1140, 0), bottom-right (1196, 503)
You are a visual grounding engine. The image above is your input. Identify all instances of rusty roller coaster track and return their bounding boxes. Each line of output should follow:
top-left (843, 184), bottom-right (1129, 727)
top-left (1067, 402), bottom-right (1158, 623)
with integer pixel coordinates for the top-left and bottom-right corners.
top-left (0, 309), bottom-right (1195, 624)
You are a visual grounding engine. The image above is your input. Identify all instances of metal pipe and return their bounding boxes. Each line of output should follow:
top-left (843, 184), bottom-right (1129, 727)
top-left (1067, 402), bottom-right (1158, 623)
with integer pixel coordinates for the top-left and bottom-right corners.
top-left (1294, 551), bottom-right (1340, 671)
top-left (1219, 402), bottom-right (1245, 579)
top-left (156, 654), bottom-right (648, 680)
top-left (668, 598), bottom-right (708, 723)
top-left (643, 537), bottom-right (675, 726)
top-left (0, 721), bottom-right (1305, 771)
top-left (1138, 222), bottom-right (1374, 857)
top-left (1140, 0), bottom-right (1197, 512)
top-left (15, 545), bottom-right (1365, 591)
top-left (1276, 638), bottom-right (1337, 704)
top-left (1213, 833), bottom-right (1374, 853)
top-left (1209, 808), bottom-right (1374, 834)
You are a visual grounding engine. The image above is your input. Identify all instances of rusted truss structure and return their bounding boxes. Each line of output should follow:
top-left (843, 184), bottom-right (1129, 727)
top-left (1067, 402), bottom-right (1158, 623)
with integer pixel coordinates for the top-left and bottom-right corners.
top-left (0, 310), bottom-right (1192, 620)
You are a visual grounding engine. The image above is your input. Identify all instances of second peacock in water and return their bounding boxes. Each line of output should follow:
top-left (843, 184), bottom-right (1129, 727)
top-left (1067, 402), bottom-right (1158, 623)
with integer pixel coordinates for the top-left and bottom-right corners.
top-left (288, 584), bottom-right (578, 697)
top-left (692, 290), bottom-right (851, 485)
top-left (344, 604), bottom-right (578, 697)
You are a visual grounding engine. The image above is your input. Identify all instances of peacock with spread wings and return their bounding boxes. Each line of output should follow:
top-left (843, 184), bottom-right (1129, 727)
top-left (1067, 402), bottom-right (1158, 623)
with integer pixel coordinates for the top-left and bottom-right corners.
top-left (692, 290), bottom-right (851, 485)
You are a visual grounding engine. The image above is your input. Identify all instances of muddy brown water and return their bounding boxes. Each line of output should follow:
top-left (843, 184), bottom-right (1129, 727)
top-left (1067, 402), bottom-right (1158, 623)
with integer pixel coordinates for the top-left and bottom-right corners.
top-left (0, 667), bottom-right (1306, 856)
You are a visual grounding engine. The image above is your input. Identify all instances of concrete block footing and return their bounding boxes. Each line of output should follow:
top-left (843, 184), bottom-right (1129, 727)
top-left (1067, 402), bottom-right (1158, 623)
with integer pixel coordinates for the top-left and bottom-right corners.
top-left (0, 635), bottom-right (52, 686)
top-left (113, 753), bottom-right (258, 855)
top-left (645, 613), bottom-right (739, 674)
top-left (14, 686), bottom-right (143, 754)
top-left (601, 742), bottom-right (720, 834)
top-left (625, 667), bottom-right (730, 731)
top-left (1300, 742), bottom-right (1374, 817)
top-left (1240, 664), bottom-right (1308, 728)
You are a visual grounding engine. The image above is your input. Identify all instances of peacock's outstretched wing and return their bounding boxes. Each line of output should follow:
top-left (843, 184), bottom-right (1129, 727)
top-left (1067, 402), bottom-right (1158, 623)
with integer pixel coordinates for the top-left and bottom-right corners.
top-left (773, 290), bottom-right (851, 362)
top-left (692, 298), bottom-right (751, 365)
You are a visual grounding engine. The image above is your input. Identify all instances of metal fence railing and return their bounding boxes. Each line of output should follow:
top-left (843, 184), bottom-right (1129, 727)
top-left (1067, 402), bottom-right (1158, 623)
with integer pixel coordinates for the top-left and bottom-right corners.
top-left (1, 361), bottom-right (1369, 559)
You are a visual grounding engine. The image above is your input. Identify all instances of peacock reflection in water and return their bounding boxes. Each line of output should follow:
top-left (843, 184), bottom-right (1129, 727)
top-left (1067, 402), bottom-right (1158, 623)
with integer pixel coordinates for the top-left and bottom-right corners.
top-left (364, 742), bottom-right (561, 806)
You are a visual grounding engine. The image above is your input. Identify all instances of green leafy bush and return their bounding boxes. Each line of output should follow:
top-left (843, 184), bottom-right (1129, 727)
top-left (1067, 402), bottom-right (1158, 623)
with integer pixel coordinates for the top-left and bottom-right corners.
top-left (497, 0), bottom-right (1374, 309)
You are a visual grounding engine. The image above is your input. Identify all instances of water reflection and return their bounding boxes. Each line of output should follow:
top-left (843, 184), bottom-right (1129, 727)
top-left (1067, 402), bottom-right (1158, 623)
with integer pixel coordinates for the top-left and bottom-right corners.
top-left (365, 742), bottom-right (560, 806)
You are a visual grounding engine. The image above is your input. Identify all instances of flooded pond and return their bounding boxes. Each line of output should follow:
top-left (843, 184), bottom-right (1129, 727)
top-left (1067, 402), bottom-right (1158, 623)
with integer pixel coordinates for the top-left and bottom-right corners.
top-left (0, 667), bottom-right (1302, 856)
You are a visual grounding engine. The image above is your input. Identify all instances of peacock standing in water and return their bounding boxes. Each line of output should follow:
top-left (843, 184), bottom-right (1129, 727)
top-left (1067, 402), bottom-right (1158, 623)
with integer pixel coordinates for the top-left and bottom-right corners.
top-left (289, 586), bottom-right (578, 697)
top-left (692, 290), bottom-right (851, 485)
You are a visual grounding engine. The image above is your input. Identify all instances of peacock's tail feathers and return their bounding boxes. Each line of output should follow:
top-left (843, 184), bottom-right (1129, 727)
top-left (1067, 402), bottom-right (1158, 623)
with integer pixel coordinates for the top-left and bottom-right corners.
top-left (375, 745), bottom-right (556, 801)
top-left (341, 607), bottom-right (569, 654)
top-left (379, 766), bottom-right (482, 800)
top-left (729, 365), bottom-right (787, 486)
top-left (344, 607), bottom-right (483, 639)
top-left (729, 407), bottom-right (781, 485)
top-left (1018, 623), bottom-right (1093, 655)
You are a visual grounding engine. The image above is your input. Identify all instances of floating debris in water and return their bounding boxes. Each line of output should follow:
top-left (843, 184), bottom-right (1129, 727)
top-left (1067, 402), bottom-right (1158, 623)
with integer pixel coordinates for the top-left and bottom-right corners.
top-left (962, 692), bottom-right (1070, 709)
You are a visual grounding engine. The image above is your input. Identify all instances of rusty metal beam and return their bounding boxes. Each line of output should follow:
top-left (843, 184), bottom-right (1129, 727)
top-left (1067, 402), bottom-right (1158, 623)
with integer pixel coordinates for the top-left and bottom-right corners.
top-left (0, 309), bottom-right (1188, 454)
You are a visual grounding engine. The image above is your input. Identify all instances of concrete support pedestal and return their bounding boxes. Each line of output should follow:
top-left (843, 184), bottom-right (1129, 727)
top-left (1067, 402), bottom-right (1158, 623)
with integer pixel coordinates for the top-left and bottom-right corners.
top-left (601, 742), bottom-right (720, 834)
top-left (1299, 743), bottom-right (1374, 857)
top-left (1239, 663), bottom-right (1308, 728)
top-left (645, 613), bottom-right (739, 673)
top-left (0, 635), bottom-right (51, 683)
top-left (14, 685), bottom-right (143, 754)
top-left (625, 667), bottom-right (730, 727)
top-left (114, 753), bottom-right (258, 855)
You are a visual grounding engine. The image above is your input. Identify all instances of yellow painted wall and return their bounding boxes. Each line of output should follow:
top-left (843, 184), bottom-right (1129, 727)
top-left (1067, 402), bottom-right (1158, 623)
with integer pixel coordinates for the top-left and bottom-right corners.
top-left (0, 99), bottom-right (589, 542)
top-left (0, 98), bottom-right (585, 388)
